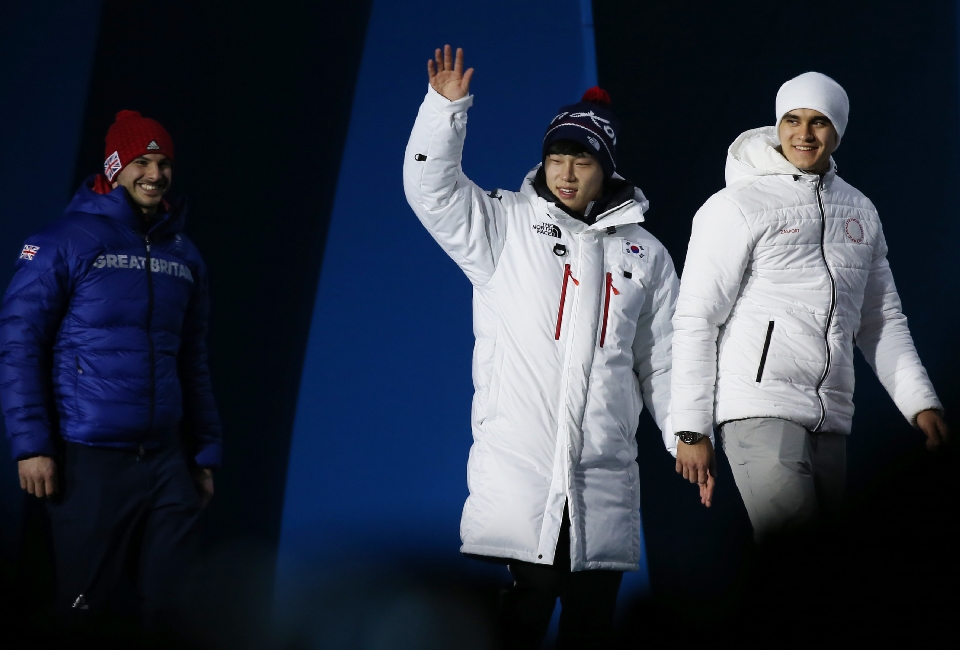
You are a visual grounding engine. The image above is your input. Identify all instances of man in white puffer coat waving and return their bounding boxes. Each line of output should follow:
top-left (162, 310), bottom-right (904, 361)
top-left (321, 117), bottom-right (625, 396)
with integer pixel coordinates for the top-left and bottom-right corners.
top-left (671, 72), bottom-right (949, 541)
top-left (404, 46), bottom-right (679, 648)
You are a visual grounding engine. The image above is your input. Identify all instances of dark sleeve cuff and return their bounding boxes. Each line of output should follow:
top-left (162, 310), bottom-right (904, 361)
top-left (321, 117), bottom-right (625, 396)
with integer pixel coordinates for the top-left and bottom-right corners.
top-left (193, 441), bottom-right (222, 468)
top-left (10, 433), bottom-right (57, 461)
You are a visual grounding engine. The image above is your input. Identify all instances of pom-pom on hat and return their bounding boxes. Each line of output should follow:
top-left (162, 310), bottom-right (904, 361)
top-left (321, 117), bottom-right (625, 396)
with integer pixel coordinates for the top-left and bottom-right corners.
top-left (542, 87), bottom-right (620, 178)
top-left (103, 110), bottom-right (174, 182)
top-left (776, 72), bottom-right (849, 142)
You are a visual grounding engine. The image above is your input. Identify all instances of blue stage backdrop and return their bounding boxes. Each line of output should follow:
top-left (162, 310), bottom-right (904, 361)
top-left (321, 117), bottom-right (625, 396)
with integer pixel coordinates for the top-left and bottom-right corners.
top-left (0, 0), bottom-right (102, 571)
top-left (275, 0), bottom-right (651, 605)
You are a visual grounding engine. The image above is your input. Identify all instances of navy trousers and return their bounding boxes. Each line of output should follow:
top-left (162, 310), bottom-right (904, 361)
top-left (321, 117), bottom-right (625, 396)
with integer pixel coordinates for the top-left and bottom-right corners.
top-left (46, 441), bottom-right (203, 630)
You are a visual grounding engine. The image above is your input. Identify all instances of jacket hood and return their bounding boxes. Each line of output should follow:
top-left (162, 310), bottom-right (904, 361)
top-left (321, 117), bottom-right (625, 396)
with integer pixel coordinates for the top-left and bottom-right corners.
top-left (725, 126), bottom-right (837, 187)
top-left (519, 165), bottom-right (649, 227)
top-left (65, 175), bottom-right (187, 236)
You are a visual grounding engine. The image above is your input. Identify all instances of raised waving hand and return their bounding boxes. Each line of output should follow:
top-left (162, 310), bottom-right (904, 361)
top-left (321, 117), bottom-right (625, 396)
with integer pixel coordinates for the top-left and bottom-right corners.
top-left (428, 45), bottom-right (474, 101)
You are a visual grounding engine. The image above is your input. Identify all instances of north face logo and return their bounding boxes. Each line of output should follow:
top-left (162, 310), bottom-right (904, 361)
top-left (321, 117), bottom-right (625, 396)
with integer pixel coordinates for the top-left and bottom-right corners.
top-left (146, 140), bottom-right (160, 150)
top-left (533, 223), bottom-right (561, 238)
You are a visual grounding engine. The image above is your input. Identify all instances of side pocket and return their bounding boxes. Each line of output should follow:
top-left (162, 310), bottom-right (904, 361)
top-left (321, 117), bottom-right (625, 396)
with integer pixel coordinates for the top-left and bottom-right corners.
top-left (755, 321), bottom-right (775, 383)
top-left (74, 355), bottom-right (84, 409)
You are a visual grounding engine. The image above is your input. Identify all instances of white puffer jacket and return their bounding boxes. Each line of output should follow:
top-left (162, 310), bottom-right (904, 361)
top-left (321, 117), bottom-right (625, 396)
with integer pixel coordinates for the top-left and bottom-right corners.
top-left (671, 127), bottom-right (941, 437)
top-left (403, 87), bottom-right (678, 571)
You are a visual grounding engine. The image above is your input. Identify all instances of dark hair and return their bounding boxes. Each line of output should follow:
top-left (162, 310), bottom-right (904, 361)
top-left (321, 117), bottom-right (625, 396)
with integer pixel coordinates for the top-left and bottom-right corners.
top-left (544, 139), bottom-right (595, 159)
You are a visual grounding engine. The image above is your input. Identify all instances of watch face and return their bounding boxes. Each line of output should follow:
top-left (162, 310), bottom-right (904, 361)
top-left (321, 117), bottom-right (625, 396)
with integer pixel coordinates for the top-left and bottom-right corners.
top-left (678, 432), bottom-right (703, 445)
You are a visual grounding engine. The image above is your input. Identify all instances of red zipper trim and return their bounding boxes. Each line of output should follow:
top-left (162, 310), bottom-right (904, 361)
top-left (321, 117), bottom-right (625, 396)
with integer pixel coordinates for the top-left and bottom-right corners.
top-left (555, 264), bottom-right (579, 340)
top-left (599, 272), bottom-right (620, 348)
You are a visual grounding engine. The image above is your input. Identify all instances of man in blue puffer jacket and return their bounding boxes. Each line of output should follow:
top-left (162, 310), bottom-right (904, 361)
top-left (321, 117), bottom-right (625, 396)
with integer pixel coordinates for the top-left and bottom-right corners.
top-left (0, 110), bottom-right (221, 627)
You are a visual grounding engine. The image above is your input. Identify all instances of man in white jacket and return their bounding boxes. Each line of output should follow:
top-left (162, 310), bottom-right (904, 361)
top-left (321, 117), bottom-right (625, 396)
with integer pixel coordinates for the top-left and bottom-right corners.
top-left (671, 72), bottom-right (949, 541)
top-left (404, 46), bottom-right (679, 648)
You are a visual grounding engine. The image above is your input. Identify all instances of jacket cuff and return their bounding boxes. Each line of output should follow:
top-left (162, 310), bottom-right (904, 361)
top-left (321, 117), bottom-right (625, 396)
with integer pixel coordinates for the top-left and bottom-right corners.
top-left (425, 84), bottom-right (474, 112)
top-left (10, 433), bottom-right (57, 462)
top-left (670, 412), bottom-right (714, 438)
top-left (193, 441), bottom-right (222, 468)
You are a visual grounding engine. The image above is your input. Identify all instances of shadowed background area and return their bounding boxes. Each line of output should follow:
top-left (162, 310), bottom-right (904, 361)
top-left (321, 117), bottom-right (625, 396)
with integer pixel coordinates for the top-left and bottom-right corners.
top-left (1, 1), bottom-right (958, 647)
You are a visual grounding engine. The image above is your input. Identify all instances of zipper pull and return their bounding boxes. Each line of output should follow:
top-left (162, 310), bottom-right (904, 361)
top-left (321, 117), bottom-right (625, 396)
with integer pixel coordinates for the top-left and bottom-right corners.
top-left (144, 235), bottom-right (151, 253)
top-left (606, 272), bottom-right (620, 295)
top-left (569, 271), bottom-right (579, 286)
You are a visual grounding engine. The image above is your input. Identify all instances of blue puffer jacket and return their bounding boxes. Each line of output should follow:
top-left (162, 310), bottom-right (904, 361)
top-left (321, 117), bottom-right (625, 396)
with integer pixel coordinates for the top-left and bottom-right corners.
top-left (0, 177), bottom-right (222, 466)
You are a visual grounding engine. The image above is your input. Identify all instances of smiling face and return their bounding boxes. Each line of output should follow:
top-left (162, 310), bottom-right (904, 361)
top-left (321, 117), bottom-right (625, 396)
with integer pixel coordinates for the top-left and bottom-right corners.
top-left (111, 154), bottom-right (172, 214)
top-left (777, 109), bottom-right (839, 175)
top-left (544, 151), bottom-right (605, 215)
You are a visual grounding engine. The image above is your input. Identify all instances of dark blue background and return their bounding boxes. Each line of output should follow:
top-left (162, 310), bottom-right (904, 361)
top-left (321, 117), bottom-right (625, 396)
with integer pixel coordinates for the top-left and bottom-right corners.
top-left (1, 1), bottom-right (958, 646)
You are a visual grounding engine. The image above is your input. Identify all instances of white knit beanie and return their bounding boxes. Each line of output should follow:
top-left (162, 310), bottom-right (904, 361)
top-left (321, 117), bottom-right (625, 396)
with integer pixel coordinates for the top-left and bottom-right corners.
top-left (775, 72), bottom-right (849, 140)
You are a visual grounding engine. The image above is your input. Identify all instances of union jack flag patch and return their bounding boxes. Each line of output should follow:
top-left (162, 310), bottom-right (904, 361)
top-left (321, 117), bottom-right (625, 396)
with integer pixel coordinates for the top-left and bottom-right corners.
top-left (20, 245), bottom-right (39, 261)
top-left (104, 151), bottom-right (122, 181)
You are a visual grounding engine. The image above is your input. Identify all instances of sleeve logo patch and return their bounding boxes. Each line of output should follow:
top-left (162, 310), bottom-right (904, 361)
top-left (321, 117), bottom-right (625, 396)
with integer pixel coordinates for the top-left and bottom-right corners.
top-left (19, 245), bottom-right (39, 261)
top-left (844, 217), bottom-right (865, 243)
top-left (104, 151), bottom-right (122, 181)
top-left (533, 223), bottom-right (561, 238)
top-left (623, 240), bottom-right (645, 258)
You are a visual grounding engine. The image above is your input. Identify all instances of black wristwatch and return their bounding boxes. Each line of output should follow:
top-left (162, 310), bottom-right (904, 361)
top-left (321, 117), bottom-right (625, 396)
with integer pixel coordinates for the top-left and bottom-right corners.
top-left (676, 431), bottom-right (705, 445)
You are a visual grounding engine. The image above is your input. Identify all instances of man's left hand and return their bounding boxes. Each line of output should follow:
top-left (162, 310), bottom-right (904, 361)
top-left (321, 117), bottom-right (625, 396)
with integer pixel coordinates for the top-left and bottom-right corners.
top-left (193, 467), bottom-right (214, 507)
top-left (675, 437), bottom-right (716, 508)
top-left (917, 409), bottom-right (950, 450)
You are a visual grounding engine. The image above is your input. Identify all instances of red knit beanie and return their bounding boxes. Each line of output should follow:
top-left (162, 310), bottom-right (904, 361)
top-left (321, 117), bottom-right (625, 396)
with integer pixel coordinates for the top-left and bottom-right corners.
top-left (103, 110), bottom-right (174, 182)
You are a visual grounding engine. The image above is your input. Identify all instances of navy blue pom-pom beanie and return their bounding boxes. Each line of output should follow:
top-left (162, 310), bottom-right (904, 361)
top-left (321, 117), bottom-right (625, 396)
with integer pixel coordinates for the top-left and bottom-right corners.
top-left (542, 87), bottom-right (620, 178)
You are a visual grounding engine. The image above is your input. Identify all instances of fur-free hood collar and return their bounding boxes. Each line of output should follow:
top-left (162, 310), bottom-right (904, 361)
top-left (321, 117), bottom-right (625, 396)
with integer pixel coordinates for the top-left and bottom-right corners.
top-left (518, 164), bottom-right (649, 231)
top-left (725, 126), bottom-right (837, 187)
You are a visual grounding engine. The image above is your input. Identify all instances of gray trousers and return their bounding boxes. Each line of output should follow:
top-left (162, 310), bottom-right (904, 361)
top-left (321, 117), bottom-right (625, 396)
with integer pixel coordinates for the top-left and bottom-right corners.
top-left (721, 418), bottom-right (846, 542)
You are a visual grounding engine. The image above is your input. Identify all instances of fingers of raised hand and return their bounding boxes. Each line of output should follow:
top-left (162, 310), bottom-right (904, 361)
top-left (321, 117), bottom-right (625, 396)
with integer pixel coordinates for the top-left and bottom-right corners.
top-left (444, 44), bottom-right (453, 71)
top-left (454, 47), bottom-right (464, 74)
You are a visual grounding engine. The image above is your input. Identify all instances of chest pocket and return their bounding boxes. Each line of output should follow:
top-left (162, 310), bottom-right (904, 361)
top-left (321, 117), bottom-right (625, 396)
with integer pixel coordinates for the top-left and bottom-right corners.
top-left (600, 245), bottom-right (650, 349)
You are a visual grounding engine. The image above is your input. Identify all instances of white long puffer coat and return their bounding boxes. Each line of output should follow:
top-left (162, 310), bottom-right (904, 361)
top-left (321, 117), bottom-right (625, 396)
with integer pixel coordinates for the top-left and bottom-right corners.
top-left (403, 87), bottom-right (678, 571)
top-left (671, 126), bottom-right (941, 437)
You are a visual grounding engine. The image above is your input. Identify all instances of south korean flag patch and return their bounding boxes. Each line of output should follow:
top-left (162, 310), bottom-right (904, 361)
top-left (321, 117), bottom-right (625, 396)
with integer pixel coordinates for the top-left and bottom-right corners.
top-left (20, 245), bottom-right (39, 261)
top-left (622, 240), bottom-right (645, 259)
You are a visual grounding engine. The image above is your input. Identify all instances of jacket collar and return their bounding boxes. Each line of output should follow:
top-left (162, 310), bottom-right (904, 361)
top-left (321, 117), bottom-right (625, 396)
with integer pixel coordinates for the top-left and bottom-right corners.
top-left (519, 165), bottom-right (649, 233)
top-left (725, 126), bottom-right (838, 188)
top-left (66, 175), bottom-right (187, 236)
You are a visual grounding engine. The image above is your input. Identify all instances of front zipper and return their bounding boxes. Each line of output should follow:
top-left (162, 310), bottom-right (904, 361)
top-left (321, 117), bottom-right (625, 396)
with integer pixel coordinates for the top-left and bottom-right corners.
top-left (555, 263), bottom-right (579, 340)
top-left (599, 272), bottom-right (620, 348)
top-left (813, 177), bottom-right (836, 430)
top-left (755, 321), bottom-right (775, 382)
top-left (143, 235), bottom-right (156, 439)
